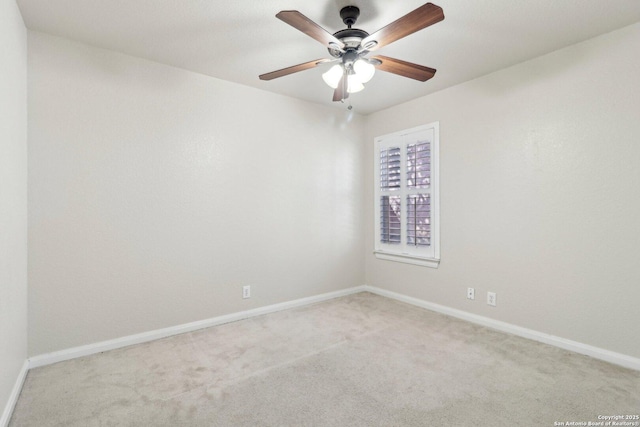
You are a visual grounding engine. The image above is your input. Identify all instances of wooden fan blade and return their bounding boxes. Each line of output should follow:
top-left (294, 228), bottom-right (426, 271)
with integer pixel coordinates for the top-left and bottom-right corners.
top-left (361, 3), bottom-right (444, 51)
top-left (259, 58), bottom-right (332, 81)
top-left (276, 11), bottom-right (345, 49)
top-left (372, 55), bottom-right (436, 81)
top-left (332, 73), bottom-right (348, 102)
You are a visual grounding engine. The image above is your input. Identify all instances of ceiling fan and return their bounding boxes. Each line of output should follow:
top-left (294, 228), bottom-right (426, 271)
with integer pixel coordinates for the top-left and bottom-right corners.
top-left (259, 2), bottom-right (444, 103)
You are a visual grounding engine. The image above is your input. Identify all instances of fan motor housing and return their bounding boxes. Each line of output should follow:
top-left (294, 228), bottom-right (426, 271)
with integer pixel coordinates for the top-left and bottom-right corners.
top-left (333, 28), bottom-right (369, 41)
top-left (329, 29), bottom-right (369, 57)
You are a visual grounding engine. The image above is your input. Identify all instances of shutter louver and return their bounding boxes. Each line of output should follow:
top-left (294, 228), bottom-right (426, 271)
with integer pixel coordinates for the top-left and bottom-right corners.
top-left (380, 147), bottom-right (401, 190)
top-left (407, 141), bottom-right (430, 189)
top-left (380, 196), bottom-right (401, 244)
top-left (407, 194), bottom-right (431, 246)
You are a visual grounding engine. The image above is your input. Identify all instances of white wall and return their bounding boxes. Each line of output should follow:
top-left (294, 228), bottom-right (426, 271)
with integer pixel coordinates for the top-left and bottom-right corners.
top-left (28, 31), bottom-right (365, 356)
top-left (24, 17), bottom-right (640, 362)
top-left (0, 0), bottom-right (28, 419)
top-left (365, 23), bottom-right (640, 359)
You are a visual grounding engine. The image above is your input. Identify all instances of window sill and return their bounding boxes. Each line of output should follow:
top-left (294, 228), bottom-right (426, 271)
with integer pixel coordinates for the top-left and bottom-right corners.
top-left (374, 251), bottom-right (440, 268)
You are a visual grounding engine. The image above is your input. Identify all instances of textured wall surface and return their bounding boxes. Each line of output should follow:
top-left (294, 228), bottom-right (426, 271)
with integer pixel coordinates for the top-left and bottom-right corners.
top-left (0, 0), bottom-right (28, 418)
top-left (25, 20), bottom-right (640, 363)
top-left (28, 32), bottom-right (365, 356)
top-left (365, 23), bottom-right (640, 359)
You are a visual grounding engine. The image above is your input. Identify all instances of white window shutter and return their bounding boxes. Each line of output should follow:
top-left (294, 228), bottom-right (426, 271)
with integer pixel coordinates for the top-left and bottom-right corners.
top-left (374, 122), bottom-right (440, 268)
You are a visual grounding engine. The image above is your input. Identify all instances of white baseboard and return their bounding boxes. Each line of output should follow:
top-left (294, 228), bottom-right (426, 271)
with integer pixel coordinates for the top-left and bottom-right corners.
top-left (24, 283), bottom-right (640, 374)
top-left (29, 286), bottom-right (366, 369)
top-left (1, 360), bottom-right (29, 427)
top-left (363, 285), bottom-right (640, 371)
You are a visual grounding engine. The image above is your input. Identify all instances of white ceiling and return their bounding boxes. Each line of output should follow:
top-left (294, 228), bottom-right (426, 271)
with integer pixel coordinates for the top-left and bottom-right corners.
top-left (17, 0), bottom-right (640, 115)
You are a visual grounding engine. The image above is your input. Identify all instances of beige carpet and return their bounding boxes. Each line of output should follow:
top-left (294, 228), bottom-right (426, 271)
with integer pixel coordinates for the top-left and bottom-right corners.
top-left (10, 292), bottom-right (640, 426)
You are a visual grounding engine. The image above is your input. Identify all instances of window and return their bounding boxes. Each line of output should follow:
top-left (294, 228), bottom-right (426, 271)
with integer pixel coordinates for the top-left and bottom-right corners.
top-left (374, 122), bottom-right (440, 268)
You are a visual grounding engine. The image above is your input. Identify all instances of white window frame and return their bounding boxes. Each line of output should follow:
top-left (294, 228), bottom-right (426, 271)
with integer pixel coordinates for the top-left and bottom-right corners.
top-left (374, 122), bottom-right (440, 268)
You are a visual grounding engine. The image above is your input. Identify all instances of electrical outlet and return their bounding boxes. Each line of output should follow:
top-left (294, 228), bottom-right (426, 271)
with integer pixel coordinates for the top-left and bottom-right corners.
top-left (242, 285), bottom-right (251, 299)
top-left (467, 287), bottom-right (475, 300)
top-left (487, 291), bottom-right (497, 307)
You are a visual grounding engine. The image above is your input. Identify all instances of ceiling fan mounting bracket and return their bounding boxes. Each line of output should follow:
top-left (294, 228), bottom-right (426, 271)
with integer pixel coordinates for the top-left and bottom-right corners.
top-left (340, 6), bottom-right (360, 28)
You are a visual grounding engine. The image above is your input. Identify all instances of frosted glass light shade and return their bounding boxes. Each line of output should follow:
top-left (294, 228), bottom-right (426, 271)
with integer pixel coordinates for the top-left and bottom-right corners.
top-left (347, 74), bottom-right (364, 93)
top-left (353, 59), bottom-right (375, 83)
top-left (322, 64), bottom-right (344, 89)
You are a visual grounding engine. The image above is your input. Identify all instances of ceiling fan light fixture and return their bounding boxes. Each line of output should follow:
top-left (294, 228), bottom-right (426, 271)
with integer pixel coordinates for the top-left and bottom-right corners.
top-left (347, 74), bottom-right (365, 93)
top-left (353, 59), bottom-right (375, 83)
top-left (322, 64), bottom-right (344, 89)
